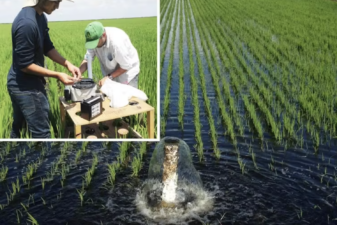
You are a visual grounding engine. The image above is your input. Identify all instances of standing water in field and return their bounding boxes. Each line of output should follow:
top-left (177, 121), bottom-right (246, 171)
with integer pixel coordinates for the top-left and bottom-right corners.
top-left (135, 137), bottom-right (214, 223)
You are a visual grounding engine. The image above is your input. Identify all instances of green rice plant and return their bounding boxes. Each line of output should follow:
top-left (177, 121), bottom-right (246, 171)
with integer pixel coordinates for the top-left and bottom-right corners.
top-left (117, 142), bottom-right (130, 166)
top-left (130, 142), bottom-right (148, 176)
top-left (106, 162), bottom-right (118, 187)
top-left (184, 1), bottom-right (204, 161)
top-left (242, 95), bottom-right (263, 140)
top-left (177, 0), bottom-right (185, 129)
top-left (0, 165), bottom-right (8, 182)
top-left (12, 177), bottom-right (21, 194)
top-left (40, 197), bottom-right (46, 205)
top-left (237, 157), bottom-right (246, 174)
top-left (24, 163), bottom-right (38, 188)
top-left (251, 150), bottom-right (258, 170)
top-left (27, 212), bottom-right (39, 225)
top-left (131, 154), bottom-right (142, 177)
top-left (76, 189), bottom-right (86, 207)
top-left (296, 207), bottom-right (303, 219)
top-left (0, 204), bottom-right (6, 210)
top-left (83, 169), bottom-right (93, 189)
top-left (16, 209), bottom-right (22, 224)
top-left (161, 0), bottom-right (180, 134)
top-left (160, 0), bottom-right (175, 43)
top-left (188, 3), bottom-right (219, 157)
top-left (46, 162), bottom-right (58, 181)
top-left (75, 149), bottom-right (82, 165)
top-left (81, 141), bottom-right (89, 152)
top-left (28, 194), bottom-right (35, 205)
top-left (139, 142), bottom-right (148, 159)
top-left (41, 178), bottom-right (46, 191)
top-left (6, 192), bottom-right (12, 204)
top-left (160, 0), bottom-right (179, 69)
top-left (60, 164), bottom-right (70, 187)
top-left (57, 192), bottom-right (62, 200)
top-left (83, 153), bottom-right (98, 189)
top-left (5, 142), bottom-right (11, 156)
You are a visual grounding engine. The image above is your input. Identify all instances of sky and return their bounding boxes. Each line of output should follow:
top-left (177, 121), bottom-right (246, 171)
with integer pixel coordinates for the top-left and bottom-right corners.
top-left (0, 0), bottom-right (157, 23)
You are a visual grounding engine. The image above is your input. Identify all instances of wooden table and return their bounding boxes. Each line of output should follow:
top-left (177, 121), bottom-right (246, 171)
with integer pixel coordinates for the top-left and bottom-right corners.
top-left (59, 96), bottom-right (155, 139)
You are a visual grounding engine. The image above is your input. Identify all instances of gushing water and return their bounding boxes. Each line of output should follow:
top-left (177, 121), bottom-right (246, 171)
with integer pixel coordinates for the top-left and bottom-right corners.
top-left (135, 179), bottom-right (214, 224)
top-left (134, 137), bottom-right (214, 224)
top-left (161, 144), bottom-right (179, 204)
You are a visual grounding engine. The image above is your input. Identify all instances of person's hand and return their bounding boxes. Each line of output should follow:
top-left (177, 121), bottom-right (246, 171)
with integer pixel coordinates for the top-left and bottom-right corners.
top-left (66, 62), bottom-right (82, 81)
top-left (57, 73), bottom-right (76, 85)
top-left (99, 76), bottom-right (109, 86)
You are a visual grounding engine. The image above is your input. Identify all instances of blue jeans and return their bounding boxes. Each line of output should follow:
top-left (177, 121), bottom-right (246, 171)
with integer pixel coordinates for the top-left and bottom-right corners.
top-left (8, 87), bottom-right (51, 138)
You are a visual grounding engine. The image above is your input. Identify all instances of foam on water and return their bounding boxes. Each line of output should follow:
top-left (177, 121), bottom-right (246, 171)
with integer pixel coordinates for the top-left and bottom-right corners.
top-left (134, 179), bottom-right (214, 224)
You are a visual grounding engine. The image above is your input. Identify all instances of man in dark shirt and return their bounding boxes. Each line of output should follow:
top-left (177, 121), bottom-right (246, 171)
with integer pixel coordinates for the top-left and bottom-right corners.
top-left (7, 0), bottom-right (82, 138)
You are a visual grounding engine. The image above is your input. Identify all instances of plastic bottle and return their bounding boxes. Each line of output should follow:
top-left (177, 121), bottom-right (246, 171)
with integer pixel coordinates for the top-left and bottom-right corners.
top-left (85, 53), bottom-right (93, 79)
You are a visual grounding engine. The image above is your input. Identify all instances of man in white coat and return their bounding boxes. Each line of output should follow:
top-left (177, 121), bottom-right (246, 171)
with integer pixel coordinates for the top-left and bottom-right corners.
top-left (79, 21), bottom-right (140, 88)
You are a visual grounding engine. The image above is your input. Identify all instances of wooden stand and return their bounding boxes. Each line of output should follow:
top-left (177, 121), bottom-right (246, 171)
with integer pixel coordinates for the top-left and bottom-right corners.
top-left (59, 96), bottom-right (155, 139)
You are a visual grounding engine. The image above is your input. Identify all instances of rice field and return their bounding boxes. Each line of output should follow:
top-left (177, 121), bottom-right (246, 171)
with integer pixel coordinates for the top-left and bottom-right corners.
top-left (0, 17), bottom-right (157, 139)
top-left (160, 0), bottom-right (337, 160)
top-left (0, 141), bottom-right (151, 224)
top-left (158, 0), bottom-right (337, 223)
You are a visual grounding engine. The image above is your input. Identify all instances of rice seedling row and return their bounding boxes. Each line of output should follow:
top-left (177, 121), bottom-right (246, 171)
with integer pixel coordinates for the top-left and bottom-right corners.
top-left (131, 142), bottom-right (148, 177)
top-left (185, 2), bottom-right (204, 160)
top-left (160, 0), bottom-right (180, 136)
top-left (187, 1), bottom-right (220, 158)
top-left (160, 0), bottom-right (174, 38)
top-left (177, 0), bottom-right (186, 129)
top-left (191, 0), bottom-right (239, 147)
top-left (160, 0), bottom-right (178, 69)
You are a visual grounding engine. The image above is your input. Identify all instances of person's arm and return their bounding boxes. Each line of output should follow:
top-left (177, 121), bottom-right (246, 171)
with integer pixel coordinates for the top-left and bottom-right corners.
top-left (98, 64), bottom-right (127, 86)
top-left (46, 49), bottom-right (81, 80)
top-left (79, 60), bottom-right (88, 74)
top-left (22, 64), bottom-right (75, 85)
top-left (15, 19), bottom-right (75, 85)
top-left (43, 23), bottom-right (81, 80)
top-left (109, 65), bottom-right (127, 79)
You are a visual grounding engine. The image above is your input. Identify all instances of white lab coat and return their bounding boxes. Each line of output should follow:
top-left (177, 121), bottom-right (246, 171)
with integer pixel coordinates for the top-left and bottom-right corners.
top-left (84, 27), bottom-right (140, 84)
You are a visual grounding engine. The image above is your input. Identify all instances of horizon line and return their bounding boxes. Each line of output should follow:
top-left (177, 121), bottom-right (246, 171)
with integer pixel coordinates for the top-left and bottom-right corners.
top-left (0, 15), bottom-right (157, 25)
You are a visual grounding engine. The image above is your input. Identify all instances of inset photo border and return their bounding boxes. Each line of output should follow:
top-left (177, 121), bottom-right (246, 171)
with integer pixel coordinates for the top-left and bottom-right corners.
top-left (0, 0), bottom-right (160, 142)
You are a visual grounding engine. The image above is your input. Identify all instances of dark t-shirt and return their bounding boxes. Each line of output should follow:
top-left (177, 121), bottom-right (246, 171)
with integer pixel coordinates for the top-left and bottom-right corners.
top-left (7, 7), bottom-right (54, 91)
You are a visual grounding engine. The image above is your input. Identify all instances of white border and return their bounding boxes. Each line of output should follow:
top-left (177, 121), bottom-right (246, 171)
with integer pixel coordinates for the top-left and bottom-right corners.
top-left (156, 0), bottom-right (161, 141)
top-left (1, 2), bottom-right (161, 143)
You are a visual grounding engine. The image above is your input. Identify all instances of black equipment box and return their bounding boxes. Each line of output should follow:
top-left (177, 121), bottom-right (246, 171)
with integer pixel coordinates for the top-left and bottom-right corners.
top-left (81, 95), bottom-right (104, 121)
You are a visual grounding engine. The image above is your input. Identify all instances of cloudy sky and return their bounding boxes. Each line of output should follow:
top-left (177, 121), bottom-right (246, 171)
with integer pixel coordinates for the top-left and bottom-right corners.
top-left (0, 0), bottom-right (157, 23)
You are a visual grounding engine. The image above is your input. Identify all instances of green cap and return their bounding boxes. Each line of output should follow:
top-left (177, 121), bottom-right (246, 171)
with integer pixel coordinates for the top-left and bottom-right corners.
top-left (84, 21), bottom-right (104, 49)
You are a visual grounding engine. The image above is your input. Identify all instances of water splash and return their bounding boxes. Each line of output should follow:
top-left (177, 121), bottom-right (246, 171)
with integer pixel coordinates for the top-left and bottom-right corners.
top-left (134, 137), bottom-right (215, 224)
top-left (135, 179), bottom-right (214, 224)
